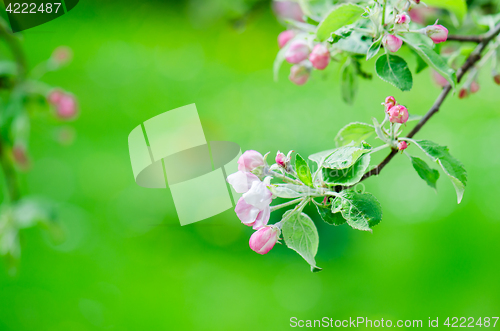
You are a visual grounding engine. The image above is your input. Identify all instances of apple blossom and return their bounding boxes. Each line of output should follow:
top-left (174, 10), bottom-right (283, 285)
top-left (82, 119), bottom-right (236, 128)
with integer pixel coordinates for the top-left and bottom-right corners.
top-left (470, 81), bottom-right (480, 93)
top-left (275, 151), bottom-right (287, 167)
top-left (309, 44), bottom-right (330, 70)
top-left (237, 150), bottom-right (265, 172)
top-left (243, 181), bottom-right (273, 210)
top-left (47, 89), bottom-right (78, 120)
top-left (388, 105), bottom-right (409, 124)
top-left (395, 14), bottom-right (410, 24)
top-left (249, 225), bottom-right (280, 255)
top-left (289, 64), bottom-right (310, 85)
top-left (235, 197), bottom-right (270, 229)
top-left (424, 24), bottom-right (448, 44)
top-left (285, 40), bottom-right (310, 64)
top-left (382, 34), bottom-right (403, 53)
top-left (398, 141), bottom-right (408, 151)
top-left (227, 171), bottom-right (260, 193)
top-left (278, 30), bottom-right (295, 48)
top-left (383, 96), bottom-right (396, 112)
top-left (458, 88), bottom-right (468, 99)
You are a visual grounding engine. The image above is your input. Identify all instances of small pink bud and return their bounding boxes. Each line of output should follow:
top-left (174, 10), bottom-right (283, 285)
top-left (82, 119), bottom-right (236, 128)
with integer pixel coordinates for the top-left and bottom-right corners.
top-left (51, 46), bottom-right (73, 66)
top-left (285, 40), bottom-right (310, 64)
top-left (12, 144), bottom-right (30, 170)
top-left (249, 226), bottom-right (280, 255)
top-left (398, 141), bottom-right (408, 151)
top-left (382, 34), bottom-right (403, 53)
top-left (289, 64), bottom-right (310, 85)
top-left (470, 81), bottom-right (480, 93)
top-left (272, 1), bottom-right (304, 22)
top-left (47, 89), bottom-right (78, 120)
top-left (388, 105), bottom-right (409, 124)
top-left (383, 96), bottom-right (396, 112)
top-left (395, 14), bottom-right (410, 24)
top-left (425, 24), bottom-right (448, 44)
top-left (432, 70), bottom-right (448, 87)
top-left (278, 30), bottom-right (295, 48)
top-left (413, 0), bottom-right (421, 3)
top-left (494, 74), bottom-right (500, 85)
top-left (275, 151), bottom-right (287, 167)
top-left (458, 88), bottom-right (468, 99)
top-left (309, 44), bottom-right (330, 70)
top-left (238, 150), bottom-right (265, 172)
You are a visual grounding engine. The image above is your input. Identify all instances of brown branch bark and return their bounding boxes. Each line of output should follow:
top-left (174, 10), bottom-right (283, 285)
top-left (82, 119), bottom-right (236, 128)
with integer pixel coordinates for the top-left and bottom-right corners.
top-left (446, 35), bottom-right (483, 43)
top-left (357, 23), bottom-right (500, 184)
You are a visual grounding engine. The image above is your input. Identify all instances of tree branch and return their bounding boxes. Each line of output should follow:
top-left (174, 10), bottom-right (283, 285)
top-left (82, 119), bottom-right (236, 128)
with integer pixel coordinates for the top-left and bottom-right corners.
top-left (446, 35), bottom-right (483, 43)
top-left (358, 23), bottom-right (500, 183)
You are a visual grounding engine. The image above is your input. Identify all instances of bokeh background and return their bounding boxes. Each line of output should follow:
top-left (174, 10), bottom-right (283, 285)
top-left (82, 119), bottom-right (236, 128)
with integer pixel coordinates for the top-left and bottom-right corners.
top-left (0, 0), bottom-right (499, 330)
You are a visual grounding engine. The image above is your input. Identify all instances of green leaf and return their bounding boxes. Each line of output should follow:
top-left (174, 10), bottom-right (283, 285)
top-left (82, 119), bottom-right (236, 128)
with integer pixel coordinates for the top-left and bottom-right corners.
top-left (322, 154), bottom-right (370, 186)
top-left (415, 51), bottom-right (428, 73)
top-left (316, 203), bottom-right (346, 226)
top-left (375, 54), bottom-right (413, 91)
top-left (268, 184), bottom-right (309, 199)
top-left (322, 143), bottom-right (371, 170)
top-left (336, 32), bottom-right (372, 55)
top-left (424, 0), bottom-right (467, 21)
top-left (340, 61), bottom-right (358, 105)
top-left (295, 154), bottom-right (313, 187)
top-left (282, 210), bottom-right (322, 272)
top-left (337, 191), bottom-right (383, 232)
top-left (409, 156), bottom-right (440, 190)
top-left (366, 38), bottom-right (382, 60)
top-left (411, 139), bottom-right (467, 203)
top-left (316, 3), bottom-right (365, 41)
top-left (309, 149), bottom-right (336, 167)
top-left (403, 40), bottom-right (456, 90)
top-left (335, 122), bottom-right (374, 147)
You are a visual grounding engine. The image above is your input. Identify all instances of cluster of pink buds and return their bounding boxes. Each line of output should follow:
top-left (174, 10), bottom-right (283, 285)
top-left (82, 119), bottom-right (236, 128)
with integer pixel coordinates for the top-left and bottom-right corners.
top-left (458, 81), bottom-right (480, 99)
top-left (47, 89), bottom-right (78, 120)
top-left (383, 96), bottom-right (409, 124)
top-left (227, 151), bottom-right (279, 254)
top-left (278, 32), bottom-right (330, 85)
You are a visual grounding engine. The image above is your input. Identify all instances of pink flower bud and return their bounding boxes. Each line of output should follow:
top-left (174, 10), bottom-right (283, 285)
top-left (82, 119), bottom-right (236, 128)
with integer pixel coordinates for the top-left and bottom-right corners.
top-left (383, 96), bottom-right (396, 112)
top-left (272, 1), bottom-right (304, 22)
top-left (382, 34), bottom-right (403, 53)
top-left (278, 30), bottom-right (295, 48)
top-left (398, 141), bottom-right (408, 151)
top-left (494, 74), bottom-right (500, 85)
top-left (51, 46), bottom-right (73, 66)
top-left (249, 226), bottom-right (280, 255)
top-left (470, 81), bottom-right (480, 93)
top-left (285, 40), bottom-right (310, 64)
top-left (425, 24), bottom-right (448, 44)
top-left (289, 64), bottom-right (310, 85)
top-left (413, 0), bottom-right (421, 3)
top-left (12, 144), bottom-right (30, 170)
top-left (458, 88), bottom-right (468, 99)
top-left (47, 89), bottom-right (78, 120)
top-left (395, 14), bottom-right (410, 24)
top-left (227, 171), bottom-right (260, 193)
top-left (275, 151), bottom-right (287, 167)
top-left (432, 70), bottom-right (448, 87)
top-left (309, 44), bottom-right (330, 70)
top-left (388, 105), bottom-right (409, 124)
top-left (238, 150), bottom-right (265, 172)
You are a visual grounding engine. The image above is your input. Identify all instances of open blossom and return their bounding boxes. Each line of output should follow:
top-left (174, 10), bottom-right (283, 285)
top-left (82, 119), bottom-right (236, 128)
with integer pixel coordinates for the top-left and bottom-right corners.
top-left (243, 181), bottom-right (272, 210)
top-left (398, 141), bottom-right (408, 151)
top-left (235, 198), bottom-right (270, 229)
top-left (47, 89), bottom-right (78, 120)
top-left (289, 64), bottom-right (310, 85)
top-left (383, 34), bottom-right (403, 53)
top-left (388, 105), bottom-right (409, 124)
top-left (395, 14), bottom-right (410, 24)
top-left (227, 171), bottom-right (260, 193)
top-left (285, 40), bottom-right (310, 64)
top-left (424, 24), bottom-right (448, 44)
top-left (249, 226), bottom-right (280, 255)
top-left (238, 150), bottom-right (264, 172)
top-left (309, 44), bottom-right (330, 70)
top-left (278, 30), bottom-right (295, 48)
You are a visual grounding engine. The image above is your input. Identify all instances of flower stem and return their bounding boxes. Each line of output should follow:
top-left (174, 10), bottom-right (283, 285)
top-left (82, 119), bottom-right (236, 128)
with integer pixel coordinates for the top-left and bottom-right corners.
top-left (270, 197), bottom-right (304, 212)
top-left (269, 170), bottom-right (304, 186)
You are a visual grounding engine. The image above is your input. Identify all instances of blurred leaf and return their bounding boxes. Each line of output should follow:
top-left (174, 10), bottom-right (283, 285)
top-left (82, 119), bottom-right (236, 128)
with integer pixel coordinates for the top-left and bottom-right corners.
top-left (375, 54), bottom-right (413, 91)
top-left (322, 154), bottom-right (370, 186)
top-left (337, 190), bottom-right (382, 232)
top-left (341, 60), bottom-right (358, 105)
top-left (411, 139), bottom-right (467, 203)
top-left (295, 154), bottom-right (313, 187)
top-left (0, 61), bottom-right (16, 75)
top-left (415, 51), bottom-right (428, 73)
top-left (335, 122), bottom-right (374, 147)
top-left (282, 210), bottom-right (321, 272)
top-left (424, 0), bottom-right (467, 21)
top-left (315, 203), bottom-right (346, 225)
top-left (403, 39), bottom-right (456, 90)
top-left (366, 38), bottom-right (382, 60)
top-left (323, 143), bottom-right (371, 170)
top-left (269, 184), bottom-right (308, 199)
top-left (316, 3), bottom-right (365, 41)
top-left (336, 32), bottom-right (372, 54)
top-left (409, 155), bottom-right (440, 190)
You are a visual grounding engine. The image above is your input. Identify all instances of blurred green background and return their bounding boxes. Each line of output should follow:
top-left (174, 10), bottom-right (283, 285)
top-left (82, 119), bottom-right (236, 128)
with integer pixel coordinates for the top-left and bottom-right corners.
top-left (0, 0), bottom-right (499, 330)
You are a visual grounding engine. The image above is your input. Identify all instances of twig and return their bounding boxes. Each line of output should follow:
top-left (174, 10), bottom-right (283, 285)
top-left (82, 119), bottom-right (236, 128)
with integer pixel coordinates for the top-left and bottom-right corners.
top-left (447, 35), bottom-right (483, 43)
top-left (357, 23), bottom-right (500, 183)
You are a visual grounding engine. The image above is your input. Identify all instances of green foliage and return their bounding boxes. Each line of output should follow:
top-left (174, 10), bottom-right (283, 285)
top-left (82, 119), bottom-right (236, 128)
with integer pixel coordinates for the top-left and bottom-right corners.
top-left (375, 54), bottom-right (413, 91)
top-left (322, 143), bottom-right (371, 170)
top-left (316, 3), bottom-right (365, 41)
top-left (281, 210), bottom-right (321, 272)
top-left (322, 154), bottom-right (370, 186)
top-left (336, 191), bottom-right (383, 232)
top-left (412, 140), bottom-right (467, 203)
top-left (316, 203), bottom-right (346, 225)
top-left (335, 122), bottom-right (374, 147)
top-left (366, 38), bottom-right (382, 60)
top-left (295, 154), bottom-right (313, 187)
top-left (340, 60), bottom-right (358, 105)
top-left (409, 155), bottom-right (440, 190)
